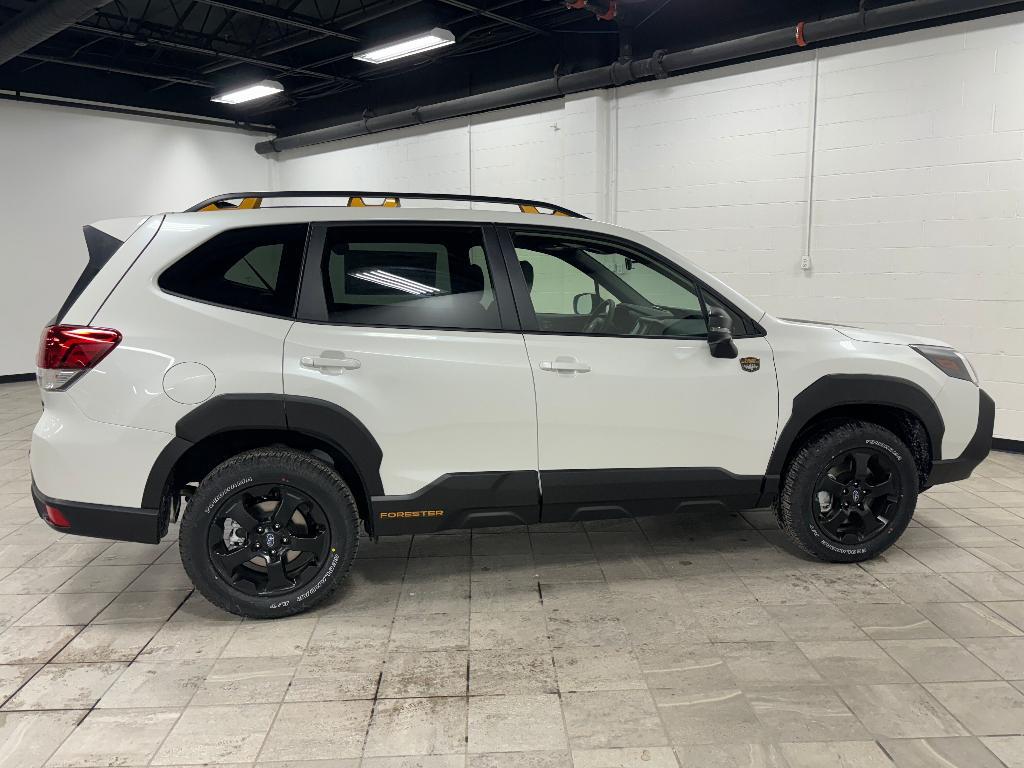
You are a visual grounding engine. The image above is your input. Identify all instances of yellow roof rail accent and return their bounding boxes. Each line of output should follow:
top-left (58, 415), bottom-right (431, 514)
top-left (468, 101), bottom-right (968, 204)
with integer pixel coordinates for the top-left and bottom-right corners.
top-left (519, 203), bottom-right (570, 216)
top-left (348, 196), bottom-right (400, 207)
top-left (198, 196), bottom-right (262, 212)
top-left (186, 192), bottom-right (585, 218)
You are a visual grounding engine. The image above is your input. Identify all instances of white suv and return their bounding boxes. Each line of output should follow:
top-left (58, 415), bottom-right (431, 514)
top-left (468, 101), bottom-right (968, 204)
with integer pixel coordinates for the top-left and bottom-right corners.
top-left (31, 191), bottom-right (994, 618)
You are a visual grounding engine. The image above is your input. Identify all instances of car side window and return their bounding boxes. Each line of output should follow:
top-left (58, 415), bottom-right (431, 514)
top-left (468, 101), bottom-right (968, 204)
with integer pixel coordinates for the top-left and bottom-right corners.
top-left (515, 247), bottom-right (598, 315)
top-left (159, 224), bottom-right (307, 317)
top-left (306, 225), bottom-right (500, 331)
top-left (511, 231), bottom-right (709, 338)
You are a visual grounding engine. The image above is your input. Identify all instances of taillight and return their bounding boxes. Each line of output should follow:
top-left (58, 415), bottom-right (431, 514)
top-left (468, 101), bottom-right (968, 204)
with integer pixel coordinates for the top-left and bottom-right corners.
top-left (36, 324), bottom-right (122, 391)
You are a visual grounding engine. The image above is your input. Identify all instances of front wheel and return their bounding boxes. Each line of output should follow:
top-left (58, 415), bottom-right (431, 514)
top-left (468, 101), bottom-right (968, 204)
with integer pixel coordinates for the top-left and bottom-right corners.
top-left (777, 421), bottom-right (918, 562)
top-left (180, 448), bottom-right (359, 618)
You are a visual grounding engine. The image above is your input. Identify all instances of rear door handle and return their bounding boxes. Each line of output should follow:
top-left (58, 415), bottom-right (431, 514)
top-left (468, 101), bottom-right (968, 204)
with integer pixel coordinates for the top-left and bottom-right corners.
top-left (300, 355), bottom-right (361, 372)
top-left (539, 356), bottom-right (591, 374)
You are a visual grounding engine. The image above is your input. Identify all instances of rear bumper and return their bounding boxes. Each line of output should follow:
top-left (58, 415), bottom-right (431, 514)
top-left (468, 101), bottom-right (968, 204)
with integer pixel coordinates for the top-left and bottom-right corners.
top-left (32, 481), bottom-right (167, 544)
top-left (927, 389), bottom-right (995, 486)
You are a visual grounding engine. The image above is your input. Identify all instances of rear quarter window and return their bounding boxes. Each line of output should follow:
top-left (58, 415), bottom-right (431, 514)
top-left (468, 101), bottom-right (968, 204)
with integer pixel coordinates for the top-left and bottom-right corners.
top-left (159, 224), bottom-right (308, 317)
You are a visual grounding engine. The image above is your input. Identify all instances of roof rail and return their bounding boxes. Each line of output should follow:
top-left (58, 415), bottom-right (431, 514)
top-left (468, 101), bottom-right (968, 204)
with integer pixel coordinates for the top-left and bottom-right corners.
top-left (185, 191), bottom-right (586, 218)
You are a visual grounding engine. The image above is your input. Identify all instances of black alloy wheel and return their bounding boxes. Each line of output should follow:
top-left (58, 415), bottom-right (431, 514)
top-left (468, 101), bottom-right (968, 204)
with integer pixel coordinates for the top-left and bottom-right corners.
top-left (776, 421), bottom-right (918, 563)
top-left (813, 448), bottom-right (902, 545)
top-left (180, 448), bottom-right (359, 618)
top-left (208, 483), bottom-right (332, 597)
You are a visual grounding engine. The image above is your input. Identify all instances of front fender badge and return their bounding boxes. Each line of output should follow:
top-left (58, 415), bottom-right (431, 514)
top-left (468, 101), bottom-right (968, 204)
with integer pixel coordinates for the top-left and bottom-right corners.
top-left (740, 356), bottom-right (760, 372)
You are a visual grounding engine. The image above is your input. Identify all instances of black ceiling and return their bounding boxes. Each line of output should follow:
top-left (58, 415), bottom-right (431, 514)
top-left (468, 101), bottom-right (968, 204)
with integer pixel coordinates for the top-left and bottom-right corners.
top-left (0, 0), bottom-right (1020, 138)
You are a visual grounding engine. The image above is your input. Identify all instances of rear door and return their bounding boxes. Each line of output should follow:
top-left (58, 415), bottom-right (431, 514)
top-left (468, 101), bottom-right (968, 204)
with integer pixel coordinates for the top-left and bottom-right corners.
top-left (498, 226), bottom-right (779, 522)
top-left (283, 222), bottom-right (539, 533)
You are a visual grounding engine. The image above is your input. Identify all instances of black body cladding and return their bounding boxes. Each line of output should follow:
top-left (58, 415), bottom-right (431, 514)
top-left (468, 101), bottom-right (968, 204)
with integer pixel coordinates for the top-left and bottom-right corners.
top-left (33, 483), bottom-right (165, 544)
top-left (373, 471), bottom-right (540, 534)
top-left (143, 394), bottom-right (384, 511)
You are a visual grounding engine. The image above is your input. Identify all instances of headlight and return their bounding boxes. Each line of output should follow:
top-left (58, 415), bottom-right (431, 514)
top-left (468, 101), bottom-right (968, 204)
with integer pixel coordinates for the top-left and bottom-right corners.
top-left (911, 345), bottom-right (978, 384)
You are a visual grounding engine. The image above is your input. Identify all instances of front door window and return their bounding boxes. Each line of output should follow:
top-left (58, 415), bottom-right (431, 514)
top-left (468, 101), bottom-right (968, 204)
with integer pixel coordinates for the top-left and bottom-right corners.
top-left (511, 231), bottom-right (709, 338)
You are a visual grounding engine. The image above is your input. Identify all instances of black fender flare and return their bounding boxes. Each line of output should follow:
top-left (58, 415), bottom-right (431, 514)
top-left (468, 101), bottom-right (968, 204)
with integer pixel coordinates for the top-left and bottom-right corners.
top-left (142, 393), bottom-right (384, 508)
top-left (760, 374), bottom-right (944, 503)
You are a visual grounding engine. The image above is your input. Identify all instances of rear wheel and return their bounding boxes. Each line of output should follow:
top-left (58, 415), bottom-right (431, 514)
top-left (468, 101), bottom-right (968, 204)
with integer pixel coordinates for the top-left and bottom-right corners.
top-left (777, 421), bottom-right (918, 562)
top-left (180, 448), bottom-right (358, 618)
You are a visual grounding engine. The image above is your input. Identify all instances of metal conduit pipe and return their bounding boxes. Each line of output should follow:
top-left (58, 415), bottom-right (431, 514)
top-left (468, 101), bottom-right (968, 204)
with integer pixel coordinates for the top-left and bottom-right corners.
top-left (0, 0), bottom-right (111, 67)
top-left (256, 0), bottom-right (1021, 155)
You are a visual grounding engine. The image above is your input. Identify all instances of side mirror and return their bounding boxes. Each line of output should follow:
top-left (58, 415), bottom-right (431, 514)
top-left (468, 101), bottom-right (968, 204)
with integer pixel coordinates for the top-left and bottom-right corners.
top-left (707, 307), bottom-right (738, 359)
top-left (573, 292), bottom-right (600, 315)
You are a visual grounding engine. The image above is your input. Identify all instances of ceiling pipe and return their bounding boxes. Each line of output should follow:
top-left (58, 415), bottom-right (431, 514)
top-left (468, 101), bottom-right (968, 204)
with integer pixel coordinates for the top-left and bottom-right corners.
top-left (0, 0), bottom-right (111, 67)
top-left (256, 0), bottom-right (1021, 156)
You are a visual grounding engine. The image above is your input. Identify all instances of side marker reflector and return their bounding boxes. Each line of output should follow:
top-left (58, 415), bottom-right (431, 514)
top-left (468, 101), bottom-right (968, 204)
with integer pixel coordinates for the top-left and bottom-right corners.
top-left (45, 504), bottom-right (71, 528)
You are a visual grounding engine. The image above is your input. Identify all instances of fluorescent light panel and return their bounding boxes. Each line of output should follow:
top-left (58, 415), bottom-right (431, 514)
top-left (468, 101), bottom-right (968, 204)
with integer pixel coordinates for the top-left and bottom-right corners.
top-left (353, 27), bottom-right (455, 64)
top-left (212, 79), bottom-right (284, 104)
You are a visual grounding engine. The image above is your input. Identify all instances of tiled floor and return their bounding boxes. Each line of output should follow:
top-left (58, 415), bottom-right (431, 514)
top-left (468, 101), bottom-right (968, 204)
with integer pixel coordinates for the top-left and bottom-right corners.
top-left (2, 380), bottom-right (1024, 768)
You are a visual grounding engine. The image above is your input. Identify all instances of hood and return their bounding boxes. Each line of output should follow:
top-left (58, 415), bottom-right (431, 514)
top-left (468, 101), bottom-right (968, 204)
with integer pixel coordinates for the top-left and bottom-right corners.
top-left (780, 318), bottom-right (949, 348)
top-left (835, 326), bottom-right (951, 347)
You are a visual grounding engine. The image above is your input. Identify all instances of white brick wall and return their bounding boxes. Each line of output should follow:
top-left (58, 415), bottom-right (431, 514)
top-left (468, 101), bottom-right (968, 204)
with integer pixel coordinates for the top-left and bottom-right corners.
top-left (274, 12), bottom-right (1024, 440)
top-left (812, 15), bottom-right (1024, 440)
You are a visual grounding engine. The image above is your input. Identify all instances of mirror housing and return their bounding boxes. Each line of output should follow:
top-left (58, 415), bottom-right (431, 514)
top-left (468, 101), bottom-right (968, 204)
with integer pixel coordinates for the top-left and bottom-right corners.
top-left (573, 292), bottom-right (600, 315)
top-left (707, 307), bottom-right (738, 359)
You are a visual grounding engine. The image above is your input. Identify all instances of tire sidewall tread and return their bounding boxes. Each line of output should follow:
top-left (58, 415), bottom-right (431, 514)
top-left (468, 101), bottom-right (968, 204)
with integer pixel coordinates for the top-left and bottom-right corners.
top-left (179, 447), bottom-right (359, 619)
top-left (777, 421), bottom-right (918, 563)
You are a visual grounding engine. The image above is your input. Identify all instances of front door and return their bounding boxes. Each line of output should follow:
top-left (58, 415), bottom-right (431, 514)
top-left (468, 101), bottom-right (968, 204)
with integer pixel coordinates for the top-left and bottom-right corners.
top-left (501, 227), bottom-right (779, 521)
top-left (284, 222), bottom-right (539, 532)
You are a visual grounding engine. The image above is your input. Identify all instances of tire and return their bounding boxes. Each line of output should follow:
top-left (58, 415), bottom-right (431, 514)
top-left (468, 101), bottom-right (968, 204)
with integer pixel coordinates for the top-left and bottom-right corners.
top-left (777, 421), bottom-right (918, 563)
top-left (180, 448), bottom-right (359, 618)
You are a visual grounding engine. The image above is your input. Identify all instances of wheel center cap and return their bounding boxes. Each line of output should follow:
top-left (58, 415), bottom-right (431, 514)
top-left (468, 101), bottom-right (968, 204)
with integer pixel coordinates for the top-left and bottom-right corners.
top-left (264, 532), bottom-right (277, 550)
top-left (851, 488), bottom-right (862, 503)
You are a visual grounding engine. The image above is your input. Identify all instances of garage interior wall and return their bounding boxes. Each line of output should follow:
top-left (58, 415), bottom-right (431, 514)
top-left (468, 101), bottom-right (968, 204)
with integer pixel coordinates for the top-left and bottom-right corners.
top-left (271, 11), bottom-right (1024, 442)
top-left (0, 100), bottom-right (272, 379)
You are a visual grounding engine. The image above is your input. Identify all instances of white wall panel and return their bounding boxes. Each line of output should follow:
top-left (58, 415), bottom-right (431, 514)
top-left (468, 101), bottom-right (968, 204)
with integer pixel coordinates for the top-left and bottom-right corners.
top-left (272, 121), bottom-right (471, 201)
top-left (813, 14), bottom-right (1024, 440)
top-left (0, 100), bottom-right (271, 377)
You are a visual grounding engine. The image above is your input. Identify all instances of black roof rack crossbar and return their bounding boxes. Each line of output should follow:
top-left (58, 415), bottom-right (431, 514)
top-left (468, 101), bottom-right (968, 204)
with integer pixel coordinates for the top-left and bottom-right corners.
top-left (185, 191), bottom-right (586, 218)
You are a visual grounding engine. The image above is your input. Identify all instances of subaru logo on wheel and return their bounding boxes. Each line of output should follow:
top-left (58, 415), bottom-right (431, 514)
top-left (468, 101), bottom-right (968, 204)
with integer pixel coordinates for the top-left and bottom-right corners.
top-left (265, 533), bottom-right (277, 549)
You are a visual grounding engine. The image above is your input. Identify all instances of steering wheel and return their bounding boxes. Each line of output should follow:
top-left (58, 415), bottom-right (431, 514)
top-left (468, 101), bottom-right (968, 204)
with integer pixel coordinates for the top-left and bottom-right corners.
top-left (582, 298), bottom-right (616, 334)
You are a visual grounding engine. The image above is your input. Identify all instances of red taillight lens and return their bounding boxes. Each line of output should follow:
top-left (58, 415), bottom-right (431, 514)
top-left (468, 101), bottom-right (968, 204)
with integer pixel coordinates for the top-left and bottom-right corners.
top-left (36, 324), bottom-right (122, 391)
top-left (45, 504), bottom-right (71, 528)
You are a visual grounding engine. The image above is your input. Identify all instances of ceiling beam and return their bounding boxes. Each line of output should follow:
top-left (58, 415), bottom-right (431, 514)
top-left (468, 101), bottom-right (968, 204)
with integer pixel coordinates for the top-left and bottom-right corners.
top-left (18, 52), bottom-right (213, 87)
top-left (200, 0), bottom-right (420, 74)
top-left (72, 22), bottom-right (358, 84)
top-left (0, 0), bottom-right (111, 66)
top-left (433, 0), bottom-right (548, 36)
top-left (190, 0), bottom-right (362, 43)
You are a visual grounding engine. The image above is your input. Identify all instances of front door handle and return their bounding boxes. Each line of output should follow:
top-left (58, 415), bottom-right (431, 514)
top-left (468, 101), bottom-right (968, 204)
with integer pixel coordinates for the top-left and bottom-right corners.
top-left (300, 355), bottom-right (361, 372)
top-left (539, 356), bottom-right (591, 374)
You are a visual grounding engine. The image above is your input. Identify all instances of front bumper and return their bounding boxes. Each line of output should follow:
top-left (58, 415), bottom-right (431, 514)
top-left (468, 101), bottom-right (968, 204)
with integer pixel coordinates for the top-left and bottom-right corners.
top-left (32, 482), bottom-right (167, 544)
top-left (927, 389), bottom-right (995, 486)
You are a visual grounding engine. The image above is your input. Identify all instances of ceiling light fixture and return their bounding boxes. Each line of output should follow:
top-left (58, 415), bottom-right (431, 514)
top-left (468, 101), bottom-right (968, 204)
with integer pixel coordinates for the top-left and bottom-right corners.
top-left (211, 79), bottom-right (284, 105)
top-left (352, 28), bottom-right (455, 64)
